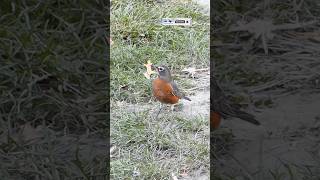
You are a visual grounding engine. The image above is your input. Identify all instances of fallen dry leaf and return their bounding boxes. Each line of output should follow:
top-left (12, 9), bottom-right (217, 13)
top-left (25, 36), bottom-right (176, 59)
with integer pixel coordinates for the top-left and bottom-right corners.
top-left (179, 166), bottom-right (189, 177)
top-left (143, 60), bottom-right (157, 79)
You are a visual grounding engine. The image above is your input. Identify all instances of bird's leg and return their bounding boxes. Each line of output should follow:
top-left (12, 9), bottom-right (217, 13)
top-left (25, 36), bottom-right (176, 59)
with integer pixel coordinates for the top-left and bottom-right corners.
top-left (170, 104), bottom-right (175, 112)
top-left (155, 103), bottom-right (163, 119)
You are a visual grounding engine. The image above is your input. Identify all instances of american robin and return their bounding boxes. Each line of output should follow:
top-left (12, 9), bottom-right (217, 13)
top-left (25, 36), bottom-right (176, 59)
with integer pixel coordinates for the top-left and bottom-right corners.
top-left (211, 77), bottom-right (260, 129)
top-left (151, 65), bottom-right (191, 117)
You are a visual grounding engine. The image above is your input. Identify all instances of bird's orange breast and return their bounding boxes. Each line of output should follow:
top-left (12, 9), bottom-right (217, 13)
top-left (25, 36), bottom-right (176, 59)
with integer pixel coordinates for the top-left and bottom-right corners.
top-left (152, 78), bottom-right (179, 104)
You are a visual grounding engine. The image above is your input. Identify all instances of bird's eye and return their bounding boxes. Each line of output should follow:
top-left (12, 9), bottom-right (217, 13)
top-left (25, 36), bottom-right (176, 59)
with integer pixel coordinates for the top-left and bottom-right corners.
top-left (158, 67), bottom-right (164, 71)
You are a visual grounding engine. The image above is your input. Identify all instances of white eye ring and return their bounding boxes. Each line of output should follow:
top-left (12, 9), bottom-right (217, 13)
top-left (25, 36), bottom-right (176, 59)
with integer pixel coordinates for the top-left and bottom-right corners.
top-left (158, 67), bottom-right (164, 71)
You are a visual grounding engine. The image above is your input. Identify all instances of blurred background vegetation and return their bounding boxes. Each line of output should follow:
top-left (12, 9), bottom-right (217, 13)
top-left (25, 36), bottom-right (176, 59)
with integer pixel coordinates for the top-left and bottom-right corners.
top-left (0, 0), bottom-right (108, 179)
top-left (212, 0), bottom-right (320, 179)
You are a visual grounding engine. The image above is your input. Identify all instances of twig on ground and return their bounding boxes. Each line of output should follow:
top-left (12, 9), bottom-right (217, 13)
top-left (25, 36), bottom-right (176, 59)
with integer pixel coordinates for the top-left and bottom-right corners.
top-left (110, 145), bottom-right (117, 157)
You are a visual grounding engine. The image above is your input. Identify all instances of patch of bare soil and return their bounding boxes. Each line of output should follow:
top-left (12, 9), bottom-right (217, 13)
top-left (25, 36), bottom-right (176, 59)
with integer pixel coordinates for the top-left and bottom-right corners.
top-left (177, 70), bottom-right (210, 119)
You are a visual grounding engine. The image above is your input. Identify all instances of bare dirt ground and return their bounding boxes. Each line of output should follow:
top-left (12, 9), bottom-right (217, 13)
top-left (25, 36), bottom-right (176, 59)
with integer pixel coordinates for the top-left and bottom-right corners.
top-left (177, 71), bottom-right (210, 118)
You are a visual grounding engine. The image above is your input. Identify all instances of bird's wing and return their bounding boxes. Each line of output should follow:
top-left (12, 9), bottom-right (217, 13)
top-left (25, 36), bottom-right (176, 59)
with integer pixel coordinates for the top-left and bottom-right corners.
top-left (170, 81), bottom-right (183, 98)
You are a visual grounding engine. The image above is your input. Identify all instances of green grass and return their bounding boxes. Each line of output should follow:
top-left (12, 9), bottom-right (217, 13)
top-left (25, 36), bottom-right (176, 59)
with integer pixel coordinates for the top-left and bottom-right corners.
top-left (110, 0), bottom-right (209, 103)
top-left (111, 108), bottom-right (209, 179)
top-left (110, 0), bottom-right (209, 179)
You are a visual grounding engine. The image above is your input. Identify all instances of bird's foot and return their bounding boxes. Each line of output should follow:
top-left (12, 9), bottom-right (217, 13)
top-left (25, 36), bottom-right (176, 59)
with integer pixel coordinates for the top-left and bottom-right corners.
top-left (170, 103), bottom-right (183, 112)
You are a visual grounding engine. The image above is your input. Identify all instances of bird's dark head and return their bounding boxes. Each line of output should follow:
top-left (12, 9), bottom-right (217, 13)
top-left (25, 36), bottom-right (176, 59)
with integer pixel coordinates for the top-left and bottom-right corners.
top-left (151, 65), bottom-right (172, 81)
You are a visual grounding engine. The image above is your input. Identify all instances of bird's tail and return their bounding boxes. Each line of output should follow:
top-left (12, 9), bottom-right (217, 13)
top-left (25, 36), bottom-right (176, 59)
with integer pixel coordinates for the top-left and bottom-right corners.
top-left (183, 96), bottom-right (191, 101)
top-left (235, 110), bottom-right (260, 125)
